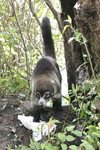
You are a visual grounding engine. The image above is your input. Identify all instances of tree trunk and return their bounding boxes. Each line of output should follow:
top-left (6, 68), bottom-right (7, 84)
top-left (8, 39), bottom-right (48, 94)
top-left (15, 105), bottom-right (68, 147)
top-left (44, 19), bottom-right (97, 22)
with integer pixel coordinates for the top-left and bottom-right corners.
top-left (60, 0), bottom-right (86, 91)
top-left (75, 0), bottom-right (100, 75)
top-left (60, 0), bottom-right (76, 90)
top-left (60, 0), bottom-right (100, 91)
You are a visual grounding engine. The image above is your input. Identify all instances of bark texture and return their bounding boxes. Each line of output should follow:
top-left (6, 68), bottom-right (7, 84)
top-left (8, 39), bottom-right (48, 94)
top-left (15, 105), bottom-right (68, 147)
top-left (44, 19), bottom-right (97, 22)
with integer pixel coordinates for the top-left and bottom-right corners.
top-left (60, 0), bottom-right (100, 90)
top-left (75, 0), bottom-right (100, 74)
top-left (60, 0), bottom-right (86, 90)
top-left (60, 0), bottom-right (76, 90)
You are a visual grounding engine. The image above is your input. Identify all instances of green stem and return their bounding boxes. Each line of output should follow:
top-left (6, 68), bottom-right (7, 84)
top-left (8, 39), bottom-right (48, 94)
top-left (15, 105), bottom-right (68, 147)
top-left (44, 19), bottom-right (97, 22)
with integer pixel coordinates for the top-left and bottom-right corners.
top-left (84, 42), bottom-right (96, 79)
top-left (68, 19), bottom-right (96, 79)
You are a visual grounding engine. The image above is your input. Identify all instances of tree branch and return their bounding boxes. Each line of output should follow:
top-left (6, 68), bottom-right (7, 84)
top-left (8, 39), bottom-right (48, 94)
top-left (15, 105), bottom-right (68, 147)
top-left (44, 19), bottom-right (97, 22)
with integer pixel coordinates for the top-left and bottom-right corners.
top-left (10, 0), bottom-right (30, 82)
top-left (44, 0), bottom-right (63, 32)
top-left (0, 51), bottom-right (30, 81)
top-left (29, 0), bottom-right (41, 27)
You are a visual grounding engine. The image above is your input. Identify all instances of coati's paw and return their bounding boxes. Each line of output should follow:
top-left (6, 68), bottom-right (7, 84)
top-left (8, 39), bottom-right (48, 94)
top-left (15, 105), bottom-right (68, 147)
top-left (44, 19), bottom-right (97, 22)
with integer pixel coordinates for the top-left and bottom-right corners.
top-left (33, 117), bottom-right (40, 122)
top-left (57, 106), bottom-right (63, 111)
top-left (33, 105), bottom-right (40, 122)
top-left (53, 105), bottom-right (63, 111)
top-left (53, 101), bottom-right (63, 111)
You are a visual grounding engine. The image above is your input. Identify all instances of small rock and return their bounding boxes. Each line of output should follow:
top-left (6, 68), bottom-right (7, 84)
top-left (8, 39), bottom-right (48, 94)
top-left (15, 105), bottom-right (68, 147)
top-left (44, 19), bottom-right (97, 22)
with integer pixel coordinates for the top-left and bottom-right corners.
top-left (1, 99), bottom-right (7, 102)
top-left (0, 141), bottom-right (13, 150)
top-left (0, 117), bottom-right (4, 123)
top-left (1, 104), bottom-right (6, 110)
top-left (3, 114), bottom-right (14, 121)
top-left (11, 126), bottom-right (16, 133)
top-left (13, 103), bottom-right (19, 107)
top-left (24, 100), bottom-right (32, 110)
top-left (18, 93), bottom-right (26, 100)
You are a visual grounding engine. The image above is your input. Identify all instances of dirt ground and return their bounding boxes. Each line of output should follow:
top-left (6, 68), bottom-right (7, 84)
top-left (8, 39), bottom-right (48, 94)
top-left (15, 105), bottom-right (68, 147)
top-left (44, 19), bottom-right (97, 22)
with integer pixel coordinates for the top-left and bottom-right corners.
top-left (0, 95), bottom-right (82, 150)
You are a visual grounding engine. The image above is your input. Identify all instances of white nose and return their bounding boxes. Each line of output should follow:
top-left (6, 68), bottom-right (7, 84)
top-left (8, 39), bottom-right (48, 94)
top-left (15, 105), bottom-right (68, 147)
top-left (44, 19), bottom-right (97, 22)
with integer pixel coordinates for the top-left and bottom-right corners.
top-left (39, 102), bottom-right (43, 106)
top-left (38, 98), bottom-right (46, 106)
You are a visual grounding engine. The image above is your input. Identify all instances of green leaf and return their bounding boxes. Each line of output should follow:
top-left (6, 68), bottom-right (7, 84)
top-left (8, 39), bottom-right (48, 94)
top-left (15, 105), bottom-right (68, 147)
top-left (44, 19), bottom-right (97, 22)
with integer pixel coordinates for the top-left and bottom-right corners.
top-left (11, 86), bottom-right (17, 93)
top-left (68, 37), bottom-right (75, 43)
top-left (41, 143), bottom-right (46, 149)
top-left (15, 35), bottom-right (21, 41)
top-left (66, 125), bottom-right (75, 132)
top-left (72, 83), bottom-right (76, 93)
top-left (15, 145), bottom-right (18, 148)
top-left (69, 145), bottom-right (78, 150)
top-left (6, 80), bottom-right (12, 85)
top-left (72, 130), bottom-right (82, 137)
top-left (51, 146), bottom-right (59, 150)
top-left (3, 32), bottom-right (10, 39)
top-left (7, 145), bottom-right (12, 150)
top-left (9, 38), bottom-right (17, 44)
top-left (98, 122), bottom-right (100, 127)
top-left (85, 142), bottom-right (94, 150)
top-left (57, 133), bottom-right (66, 142)
top-left (66, 135), bottom-right (76, 142)
top-left (83, 82), bottom-right (91, 92)
top-left (88, 89), bottom-right (97, 95)
top-left (34, 0), bottom-right (40, 3)
top-left (93, 131), bottom-right (100, 138)
top-left (34, 141), bottom-right (41, 149)
top-left (11, 16), bottom-right (15, 21)
top-left (53, 119), bottom-right (61, 124)
top-left (68, 15), bottom-right (72, 24)
top-left (80, 141), bottom-right (94, 150)
top-left (61, 144), bottom-right (67, 150)
top-left (21, 146), bottom-right (31, 150)
top-left (86, 125), bottom-right (98, 132)
top-left (85, 110), bottom-right (92, 115)
top-left (8, 28), bottom-right (17, 33)
top-left (62, 25), bottom-right (70, 34)
top-left (56, 139), bottom-right (60, 145)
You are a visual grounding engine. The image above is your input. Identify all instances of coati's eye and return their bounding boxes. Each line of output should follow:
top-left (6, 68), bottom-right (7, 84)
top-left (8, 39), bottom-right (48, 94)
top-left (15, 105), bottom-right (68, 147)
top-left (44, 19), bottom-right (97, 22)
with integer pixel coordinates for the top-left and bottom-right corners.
top-left (44, 92), bottom-right (51, 99)
top-left (51, 93), bottom-right (53, 96)
top-left (36, 92), bottom-right (40, 99)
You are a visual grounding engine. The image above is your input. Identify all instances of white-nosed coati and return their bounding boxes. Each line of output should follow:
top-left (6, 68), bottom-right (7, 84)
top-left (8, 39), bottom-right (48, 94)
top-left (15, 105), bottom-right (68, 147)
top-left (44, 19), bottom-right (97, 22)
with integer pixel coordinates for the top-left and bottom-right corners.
top-left (31, 17), bottom-right (62, 122)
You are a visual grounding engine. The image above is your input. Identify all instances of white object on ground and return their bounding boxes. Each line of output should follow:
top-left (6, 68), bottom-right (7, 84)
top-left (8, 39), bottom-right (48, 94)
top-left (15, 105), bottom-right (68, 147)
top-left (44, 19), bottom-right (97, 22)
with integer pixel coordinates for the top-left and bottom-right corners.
top-left (18, 115), bottom-right (57, 141)
top-left (61, 68), bottom-right (68, 96)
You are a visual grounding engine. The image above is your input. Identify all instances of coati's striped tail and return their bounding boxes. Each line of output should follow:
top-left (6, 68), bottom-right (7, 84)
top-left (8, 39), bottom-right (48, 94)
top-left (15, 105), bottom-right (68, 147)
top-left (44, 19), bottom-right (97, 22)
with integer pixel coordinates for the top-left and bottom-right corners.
top-left (41, 17), bottom-right (56, 59)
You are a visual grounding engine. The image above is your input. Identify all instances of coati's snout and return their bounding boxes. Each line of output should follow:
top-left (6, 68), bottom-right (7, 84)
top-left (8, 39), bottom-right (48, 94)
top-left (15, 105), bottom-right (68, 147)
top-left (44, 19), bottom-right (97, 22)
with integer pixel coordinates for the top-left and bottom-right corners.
top-left (35, 78), bottom-right (54, 107)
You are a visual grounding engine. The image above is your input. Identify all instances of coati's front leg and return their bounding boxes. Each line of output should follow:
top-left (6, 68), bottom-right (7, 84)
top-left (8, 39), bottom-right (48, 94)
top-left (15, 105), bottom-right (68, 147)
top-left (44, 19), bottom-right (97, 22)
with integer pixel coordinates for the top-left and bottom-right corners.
top-left (33, 105), bottom-right (40, 122)
top-left (31, 93), bottom-right (40, 122)
top-left (53, 97), bottom-right (63, 111)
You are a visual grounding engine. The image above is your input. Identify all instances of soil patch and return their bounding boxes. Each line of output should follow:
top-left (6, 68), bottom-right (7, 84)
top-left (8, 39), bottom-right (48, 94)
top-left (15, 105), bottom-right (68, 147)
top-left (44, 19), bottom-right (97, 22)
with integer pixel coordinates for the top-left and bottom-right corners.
top-left (0, 95), bottom-right (82, 149)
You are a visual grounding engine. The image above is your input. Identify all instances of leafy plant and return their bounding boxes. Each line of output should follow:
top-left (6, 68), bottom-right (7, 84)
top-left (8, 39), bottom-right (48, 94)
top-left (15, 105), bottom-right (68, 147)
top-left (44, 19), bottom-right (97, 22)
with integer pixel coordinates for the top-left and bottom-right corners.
top-left (80, 123), bottom-right (100, 150)
top-left (68, 78), bottom-right (100, 149)
top-left (0, 72), bottom-right (30, 95)
top-left (7, 118), bottom-right (83, 150)
top-left (63, 15), bottom-right (95, 79)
